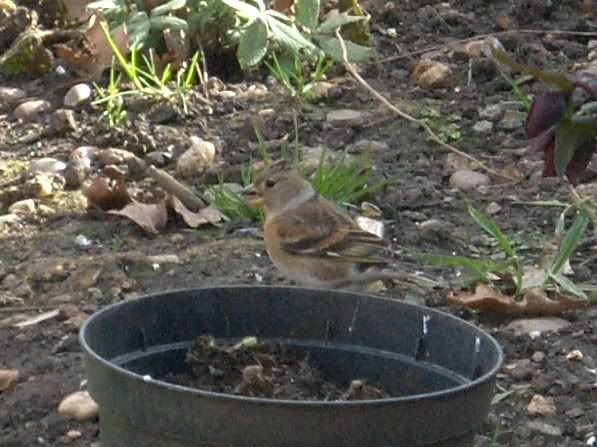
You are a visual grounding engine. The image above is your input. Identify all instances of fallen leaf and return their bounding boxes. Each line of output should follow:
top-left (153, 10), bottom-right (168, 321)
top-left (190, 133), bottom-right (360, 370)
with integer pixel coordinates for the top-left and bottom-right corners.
top-left (448, 284), bottom-right (587, 316)
top-left (493, 164), bottom-right (524, 184)
top-left (0, 369), bottom-right (19, 392)
top-left (108, 199), bottom-right (169, 235)
top-left (82, 176), bottom-right (130, 210)
top-left (171, 196), bottom-right (224, 227)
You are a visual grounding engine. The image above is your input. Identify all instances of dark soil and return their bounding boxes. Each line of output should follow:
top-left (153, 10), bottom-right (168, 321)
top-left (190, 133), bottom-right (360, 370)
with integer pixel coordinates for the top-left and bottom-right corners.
top-left (164, 335), bottom-right (388, 400)
top-left (1, 0), bottom-right (595, 445)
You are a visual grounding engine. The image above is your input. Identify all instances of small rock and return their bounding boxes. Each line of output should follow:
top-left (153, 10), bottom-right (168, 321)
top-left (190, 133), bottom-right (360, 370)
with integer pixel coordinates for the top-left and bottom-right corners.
top-left (478, 104), bottom-right (503, 121)
top-left (367, 280), bottom-right (387, 294)
top-left (27, 158), bottom-right (66, 175)
top-left (498, 110), bottom-right (526, 130)
top-left (37, 204), bottom-right (55, 217)
top-left (97, 148), bottom-right (135, 166)
top-left (485, 202), bottom-right (501, 215)
top-left (527, 394), bottom-right (556, 416)
top-left (414, 59), bottom-right (453, 89)
top-left (63, 159), bottom-right (90, 188)
top-left (145, 151), bottom-right (172, 167)
top-left (0, 86), bottom-right (26, 105)
top-left (507, 317), bottom-right (571, 335)
top-left (48, 109), bottom-right (77, 134)
top-left (473, 120), bottom-right (493, 134)
top-left (0, 214), bottom-right (19, 226)
top-left (146, 102), bottom-right (180, 123)
top-left (26, 174), bottom-right (61, 198)
top-left (355, 216), bottom-right (384, 238)
top-left (66, 430), bottom-right (81, 440)
top-left (64, 83), bottom-right (92, 108)
top-left (566, 349), bottom-right (583, 361)
top-left (527, 421), bottom-right (562, 437)
top-left (14, 99), bottom-right (52, 121)
top-left (176, 137), bottom-right (216, 177)
top-left (309, 81), bottom-right (336, 99)
top-left (0, 369), bottom-right (19, 392)
top-left (349, 139), bottom-right (390, 153)
top-left (509, 359), bottom-right (534, 381)
top-left (449, 169), bottom-right (490, 190)
top-left (444, 153), bottom-right (474, 174)
top-left (8, 199), bottom-right (35, 215)
top-left (565, 407), bottom-right (583, 418)
top-left (57, 391), bottom-right (99, 422)
top-left (418, 219), bottom-right (443, 233)
top-left (532, 351), bottom-right (545, 363)
top-left (325, 109), bottom-right (365, 127)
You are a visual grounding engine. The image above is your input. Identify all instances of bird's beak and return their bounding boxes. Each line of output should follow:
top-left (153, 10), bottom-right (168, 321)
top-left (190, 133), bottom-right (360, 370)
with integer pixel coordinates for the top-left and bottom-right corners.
top-left (242, 185), bottom-right (264, 208)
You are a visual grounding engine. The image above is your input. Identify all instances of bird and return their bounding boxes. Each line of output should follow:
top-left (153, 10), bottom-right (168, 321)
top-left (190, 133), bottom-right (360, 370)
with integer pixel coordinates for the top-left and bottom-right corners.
top-left (244, 160), bottom-right (401, 291)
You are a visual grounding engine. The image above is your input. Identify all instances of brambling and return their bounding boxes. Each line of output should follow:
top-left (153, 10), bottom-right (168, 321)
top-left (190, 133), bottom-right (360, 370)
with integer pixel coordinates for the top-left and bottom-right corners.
top-left (244, 160), bottom-right (400, 291)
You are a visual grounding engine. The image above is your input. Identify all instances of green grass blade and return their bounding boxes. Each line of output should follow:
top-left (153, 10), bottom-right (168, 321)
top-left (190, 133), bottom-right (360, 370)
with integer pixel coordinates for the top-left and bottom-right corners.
top-left (549, 209), bottom-right (591, 276)
top-left (464, 198), bottom-right (517, 259)
top-left (550, 273), bottom-right (588, 300)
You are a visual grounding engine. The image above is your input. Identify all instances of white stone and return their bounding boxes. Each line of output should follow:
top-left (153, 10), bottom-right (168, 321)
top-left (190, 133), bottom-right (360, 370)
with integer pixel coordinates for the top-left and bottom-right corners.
top-left (57, 391), bottom-right (99, 422)
top-left (8, 199), bottom-right (35, 215)
top-left (449, 169), bottom-right (490, 190)
top-left (0, 86), bottom-right (26, 104)
top-left (507, 317), bottom-right (570, 335)
top-left (176, 137), bottom-right (216, 177)
top-left (326, 109), bottom-right (365, 127)
top-left (478, 104), bottom-right (503, 121)
top-left (27, 158), bottom-right (66, 175)
top-left (14, 100), bottom-right (51, 121)
top-left (473, 120), bottom-right (493, 134)
top-left (64, 83), bottom-right (92, 108)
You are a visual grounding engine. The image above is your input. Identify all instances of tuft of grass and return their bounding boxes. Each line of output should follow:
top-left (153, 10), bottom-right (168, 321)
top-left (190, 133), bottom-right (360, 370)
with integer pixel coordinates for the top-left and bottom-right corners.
top-left (92, 22), bottom-right (205, 126)
top-left (311, 150), bottom-right (400, 205)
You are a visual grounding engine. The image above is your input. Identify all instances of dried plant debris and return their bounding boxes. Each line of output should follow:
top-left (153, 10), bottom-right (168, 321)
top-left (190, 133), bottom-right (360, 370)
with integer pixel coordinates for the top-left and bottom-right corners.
top-left (163, 335), bottom-right (389, 401)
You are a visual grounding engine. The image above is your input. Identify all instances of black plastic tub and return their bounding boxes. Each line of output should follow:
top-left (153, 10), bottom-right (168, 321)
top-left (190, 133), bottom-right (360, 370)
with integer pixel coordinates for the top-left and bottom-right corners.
top-left (80, 286), bottom-right (503, 447)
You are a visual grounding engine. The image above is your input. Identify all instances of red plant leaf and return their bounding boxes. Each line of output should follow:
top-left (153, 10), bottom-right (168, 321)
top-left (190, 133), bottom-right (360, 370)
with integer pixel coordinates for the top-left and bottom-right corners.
top-left (525, 92), bottom-right (567, 138)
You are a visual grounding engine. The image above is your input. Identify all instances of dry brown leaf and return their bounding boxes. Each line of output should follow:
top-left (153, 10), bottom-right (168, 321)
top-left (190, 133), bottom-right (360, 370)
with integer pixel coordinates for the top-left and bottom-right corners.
top-left (56, 15), bottom-right (129, 79)
top-left (82, 176), bottom-right (130, 210)
top-left (448, 284), bottom-right (587, 316)
top-left (492, 164), bottom-right (524, 185)
top-left (163, 29), bottom-right (189, 68)
top-left (273, 0), bottom-right (295, 14)
top-left (108, 199), bottom-right (168, 235)
top-left (171, 196), bottom-right (224, 228)
top-left (61, 0), bottom-right (93, 21)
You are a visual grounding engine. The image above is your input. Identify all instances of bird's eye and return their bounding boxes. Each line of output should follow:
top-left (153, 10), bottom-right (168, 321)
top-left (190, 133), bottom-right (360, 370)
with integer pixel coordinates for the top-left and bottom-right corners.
top-left (265, 179), bottom-right (276, 188)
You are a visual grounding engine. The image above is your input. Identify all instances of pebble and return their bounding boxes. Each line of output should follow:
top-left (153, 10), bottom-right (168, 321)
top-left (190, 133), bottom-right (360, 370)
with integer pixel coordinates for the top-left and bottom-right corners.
top-left (485, 202), bottom-right (501, 215)
top-left (527, 394), bottom-right (556, 416)
top-left (64, 83), bottom-right (92, 108)
top-left (472, 120), bottom-right (493, 134)
top-left (566, 349), bottom-right (583, 361)
top-left (66, 430), bottom-right (82, 440)
top-left (509, 358), bottom-right (535, 381)
top-left (8, 199), bottom-right (35, 215)
top-left (0, 86), bottom-right (26, 105)
top-left (565, 407), bottom-right (583, 418)
top-left (325, 109), bottom-right (365, 127)
top-left (48, 109), bottom-right (77, 134)
top-left (145, 151), bottom-right (172, 167)
top-left (27, 158), bottom-right (66, 175)
top-left (414, 59), bottom-right (453, 89)
top-left (26, 174), bottom-right (60, 198)
top-left (0, 214), bottom-right (19, 225)
top-left (176, 137), bottom-right (216, 177)
top-left (309, 81), bottom-right (336, 99)
top-left (97, 148), bottom-right (135, 166)
top-left (0, 369), bottom-right (19, 392)
top-left (478, 104), bottom-right (503, 121)
top-left (531, 351), bottom-right (545, 363)
top-left (449, 169), bottom-right (490, 190)
top-left (37, 204), bottom-right (56, 217)
top-left (57, 391), bottom-right (99, 422)
top-left (349, 139), bottom-right (390, 153)
top-left (14, 99), bottom-right (52, 121)
top-left (507, 317), bottom-right (570, 335)
top-left (498, 109), bottom-right (526, 130)
top-left (527, 421), bottom-right (562, 437)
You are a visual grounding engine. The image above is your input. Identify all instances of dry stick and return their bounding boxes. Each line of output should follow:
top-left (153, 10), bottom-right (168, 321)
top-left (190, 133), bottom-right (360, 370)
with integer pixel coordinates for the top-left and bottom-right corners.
top-left (146, 165), bottom-right (206, 212)
top-left (334, 30), bottom-right (510, 179)
top-left (381, 29), bottom-right (597, 63)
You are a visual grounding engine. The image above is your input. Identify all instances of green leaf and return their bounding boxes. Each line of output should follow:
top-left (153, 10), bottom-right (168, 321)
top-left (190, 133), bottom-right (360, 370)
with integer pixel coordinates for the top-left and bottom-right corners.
top-left (316, 12), bottom-right (365, 34)
top-left (416, 253), bottom-right (508, 278)
top-left (550, 273), bottom-right (588, 300)
top-left (220, 0), bottom-right (260, 20)
top-left (549, 209), bottom-right (591, 276)
top-left (149, 16), bottom-right (189, 31)
top-left (465, 200), bottom-right (517, 259)
top-left (491, 47), bottom-right (575, 93)
top-left (266, 17), bottom-right (318, 54)
top-left (237, 20), bottom-right (269, 67)
top-left (316, 37), bottom-right (373, 63)
top-left (555, 121), bottom-right (586, 178)
top-left (295, 0), bottom-right (320, 31)
top-left (491, 389), bottom-right (515, 405)
top-left (151, 0), bottom-right (186, 16)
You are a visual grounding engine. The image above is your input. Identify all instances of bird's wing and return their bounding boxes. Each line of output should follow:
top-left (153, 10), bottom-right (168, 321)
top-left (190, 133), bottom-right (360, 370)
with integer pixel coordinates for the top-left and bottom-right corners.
top-left (268, 197), bottom-right (390, 266)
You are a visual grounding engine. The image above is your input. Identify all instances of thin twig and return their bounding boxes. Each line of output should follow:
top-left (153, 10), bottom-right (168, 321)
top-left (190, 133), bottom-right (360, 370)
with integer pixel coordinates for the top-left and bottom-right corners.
top-left (381, 29), bottom-right (597, 63)
top-left (334, 29), bottom-right (510, 179)
top-left (146, 164), bottom-right (206, 212)
top-left (197, 41), bottom-right (211, 101)
top-left (568, 184), bottom-right (597, 226)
